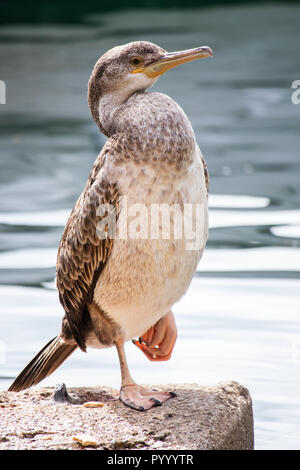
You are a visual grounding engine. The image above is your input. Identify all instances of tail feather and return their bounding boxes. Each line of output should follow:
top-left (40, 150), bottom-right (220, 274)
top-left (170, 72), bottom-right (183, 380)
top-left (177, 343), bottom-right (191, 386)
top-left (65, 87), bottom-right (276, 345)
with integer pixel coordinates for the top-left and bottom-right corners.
top-left (8, 336), bottom-right (77, 392)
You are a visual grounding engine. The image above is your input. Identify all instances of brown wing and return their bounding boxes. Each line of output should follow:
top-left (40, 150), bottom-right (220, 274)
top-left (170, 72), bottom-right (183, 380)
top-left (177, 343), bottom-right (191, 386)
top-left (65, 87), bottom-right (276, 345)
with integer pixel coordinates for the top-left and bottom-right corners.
top-left (56, 148), bottom-right (119, 352)
top-left (201, 156), bottom-right (209, 194)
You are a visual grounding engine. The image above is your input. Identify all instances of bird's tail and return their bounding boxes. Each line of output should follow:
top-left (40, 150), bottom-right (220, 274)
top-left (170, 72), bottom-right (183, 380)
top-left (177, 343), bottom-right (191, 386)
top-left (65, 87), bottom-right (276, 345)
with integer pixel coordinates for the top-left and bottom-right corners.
top-left (8, 336), bottom-right (77, 392)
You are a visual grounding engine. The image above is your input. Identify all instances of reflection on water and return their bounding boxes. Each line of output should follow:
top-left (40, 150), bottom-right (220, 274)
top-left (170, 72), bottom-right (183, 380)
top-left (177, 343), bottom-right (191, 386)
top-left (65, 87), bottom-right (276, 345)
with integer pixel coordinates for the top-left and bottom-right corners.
top-left (0, 3), bottom-right (299, 449)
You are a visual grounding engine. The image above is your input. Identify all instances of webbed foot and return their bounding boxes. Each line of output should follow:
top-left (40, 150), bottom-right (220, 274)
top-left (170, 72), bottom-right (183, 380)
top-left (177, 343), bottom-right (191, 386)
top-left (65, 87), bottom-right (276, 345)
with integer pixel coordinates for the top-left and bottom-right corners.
top-left (120, 384), bottom-right (176, 411)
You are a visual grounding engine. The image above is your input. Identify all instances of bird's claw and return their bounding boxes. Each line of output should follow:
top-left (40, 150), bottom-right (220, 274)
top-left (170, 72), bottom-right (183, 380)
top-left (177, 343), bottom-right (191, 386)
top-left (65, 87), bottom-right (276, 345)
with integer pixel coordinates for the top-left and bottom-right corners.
top-left (132, 310), bottom-right (177, 362)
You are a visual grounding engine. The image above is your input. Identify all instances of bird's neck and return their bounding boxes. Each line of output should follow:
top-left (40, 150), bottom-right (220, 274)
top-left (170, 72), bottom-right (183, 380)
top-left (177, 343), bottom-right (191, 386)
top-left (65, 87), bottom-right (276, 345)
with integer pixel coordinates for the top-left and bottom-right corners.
top-left (96, 91), bottom-right (196, 170)
top-left (96, 75), bottom-right (157, 136)
top-left (97, 91), bottom-right (131, 136)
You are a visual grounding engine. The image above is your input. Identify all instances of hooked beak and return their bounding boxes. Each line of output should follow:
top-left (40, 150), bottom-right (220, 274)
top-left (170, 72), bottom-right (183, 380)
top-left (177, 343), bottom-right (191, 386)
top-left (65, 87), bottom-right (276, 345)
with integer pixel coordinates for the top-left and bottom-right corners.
top-left (131, 46), bottom-right (213, 78)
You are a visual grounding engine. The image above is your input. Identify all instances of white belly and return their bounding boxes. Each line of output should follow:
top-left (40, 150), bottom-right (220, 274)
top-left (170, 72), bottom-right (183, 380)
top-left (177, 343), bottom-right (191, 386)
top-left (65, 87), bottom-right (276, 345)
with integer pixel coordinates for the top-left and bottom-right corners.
top-left (93, 145), bottom-right (208, 341)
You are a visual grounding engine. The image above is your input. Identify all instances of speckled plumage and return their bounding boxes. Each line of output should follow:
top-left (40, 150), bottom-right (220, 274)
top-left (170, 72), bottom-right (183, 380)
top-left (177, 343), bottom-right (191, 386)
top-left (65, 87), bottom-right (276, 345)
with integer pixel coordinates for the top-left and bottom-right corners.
top-left (9, 41), bottom-right (210, 398)
top-left (56, 176), bottom-right (120, 351)
top-left (58, 40), bottom-right (209, 350)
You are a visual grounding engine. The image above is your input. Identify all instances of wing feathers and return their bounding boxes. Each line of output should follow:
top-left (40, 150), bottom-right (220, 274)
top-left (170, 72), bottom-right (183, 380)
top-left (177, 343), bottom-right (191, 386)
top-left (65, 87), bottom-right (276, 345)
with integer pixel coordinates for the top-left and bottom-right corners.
top-left (56, 149), bottom-right (119, 351)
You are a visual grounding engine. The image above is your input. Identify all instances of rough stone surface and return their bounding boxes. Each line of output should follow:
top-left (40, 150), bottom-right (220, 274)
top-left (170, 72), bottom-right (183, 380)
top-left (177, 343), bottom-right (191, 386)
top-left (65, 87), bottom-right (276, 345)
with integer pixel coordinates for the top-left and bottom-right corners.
top-left (0, 381), bottom-right (254, 450)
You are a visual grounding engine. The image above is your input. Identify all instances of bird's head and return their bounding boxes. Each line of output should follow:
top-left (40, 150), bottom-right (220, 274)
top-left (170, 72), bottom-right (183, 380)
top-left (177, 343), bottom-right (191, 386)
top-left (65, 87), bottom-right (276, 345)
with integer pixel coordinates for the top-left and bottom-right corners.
top-left (88, 40), bottom-right (213, 134)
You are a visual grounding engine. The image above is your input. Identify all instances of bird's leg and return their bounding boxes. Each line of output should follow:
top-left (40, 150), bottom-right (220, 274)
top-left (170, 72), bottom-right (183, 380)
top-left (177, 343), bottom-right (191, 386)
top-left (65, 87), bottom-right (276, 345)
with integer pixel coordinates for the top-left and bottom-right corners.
top-left (115, 339), bottom-right (136, 388)
top-left (115, 339), bottom-right (176, 411)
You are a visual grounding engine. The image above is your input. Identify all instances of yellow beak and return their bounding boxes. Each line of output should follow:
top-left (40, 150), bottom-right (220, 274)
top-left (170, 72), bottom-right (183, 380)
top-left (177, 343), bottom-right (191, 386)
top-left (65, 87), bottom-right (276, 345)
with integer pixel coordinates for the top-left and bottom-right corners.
top-left (131, 46), bottom-right (213, 78)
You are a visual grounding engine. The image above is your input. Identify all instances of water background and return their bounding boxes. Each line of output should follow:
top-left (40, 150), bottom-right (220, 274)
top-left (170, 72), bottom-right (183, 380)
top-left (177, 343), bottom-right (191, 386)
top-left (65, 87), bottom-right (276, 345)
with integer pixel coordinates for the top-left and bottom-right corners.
top-left (0, 3), bottom-right (300, 449)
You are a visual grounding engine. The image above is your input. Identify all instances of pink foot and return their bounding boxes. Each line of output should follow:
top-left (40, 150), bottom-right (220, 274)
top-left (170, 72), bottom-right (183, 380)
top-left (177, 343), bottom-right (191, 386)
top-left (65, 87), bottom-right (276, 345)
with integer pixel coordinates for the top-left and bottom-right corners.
top-left (120, 384), bottom-right (176, 411)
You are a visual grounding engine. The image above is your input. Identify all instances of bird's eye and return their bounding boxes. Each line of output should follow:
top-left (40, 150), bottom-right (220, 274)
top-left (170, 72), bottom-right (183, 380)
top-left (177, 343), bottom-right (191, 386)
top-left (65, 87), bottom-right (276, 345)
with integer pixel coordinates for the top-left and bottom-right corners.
top-left (130, 56), bottom-right (144, 67)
